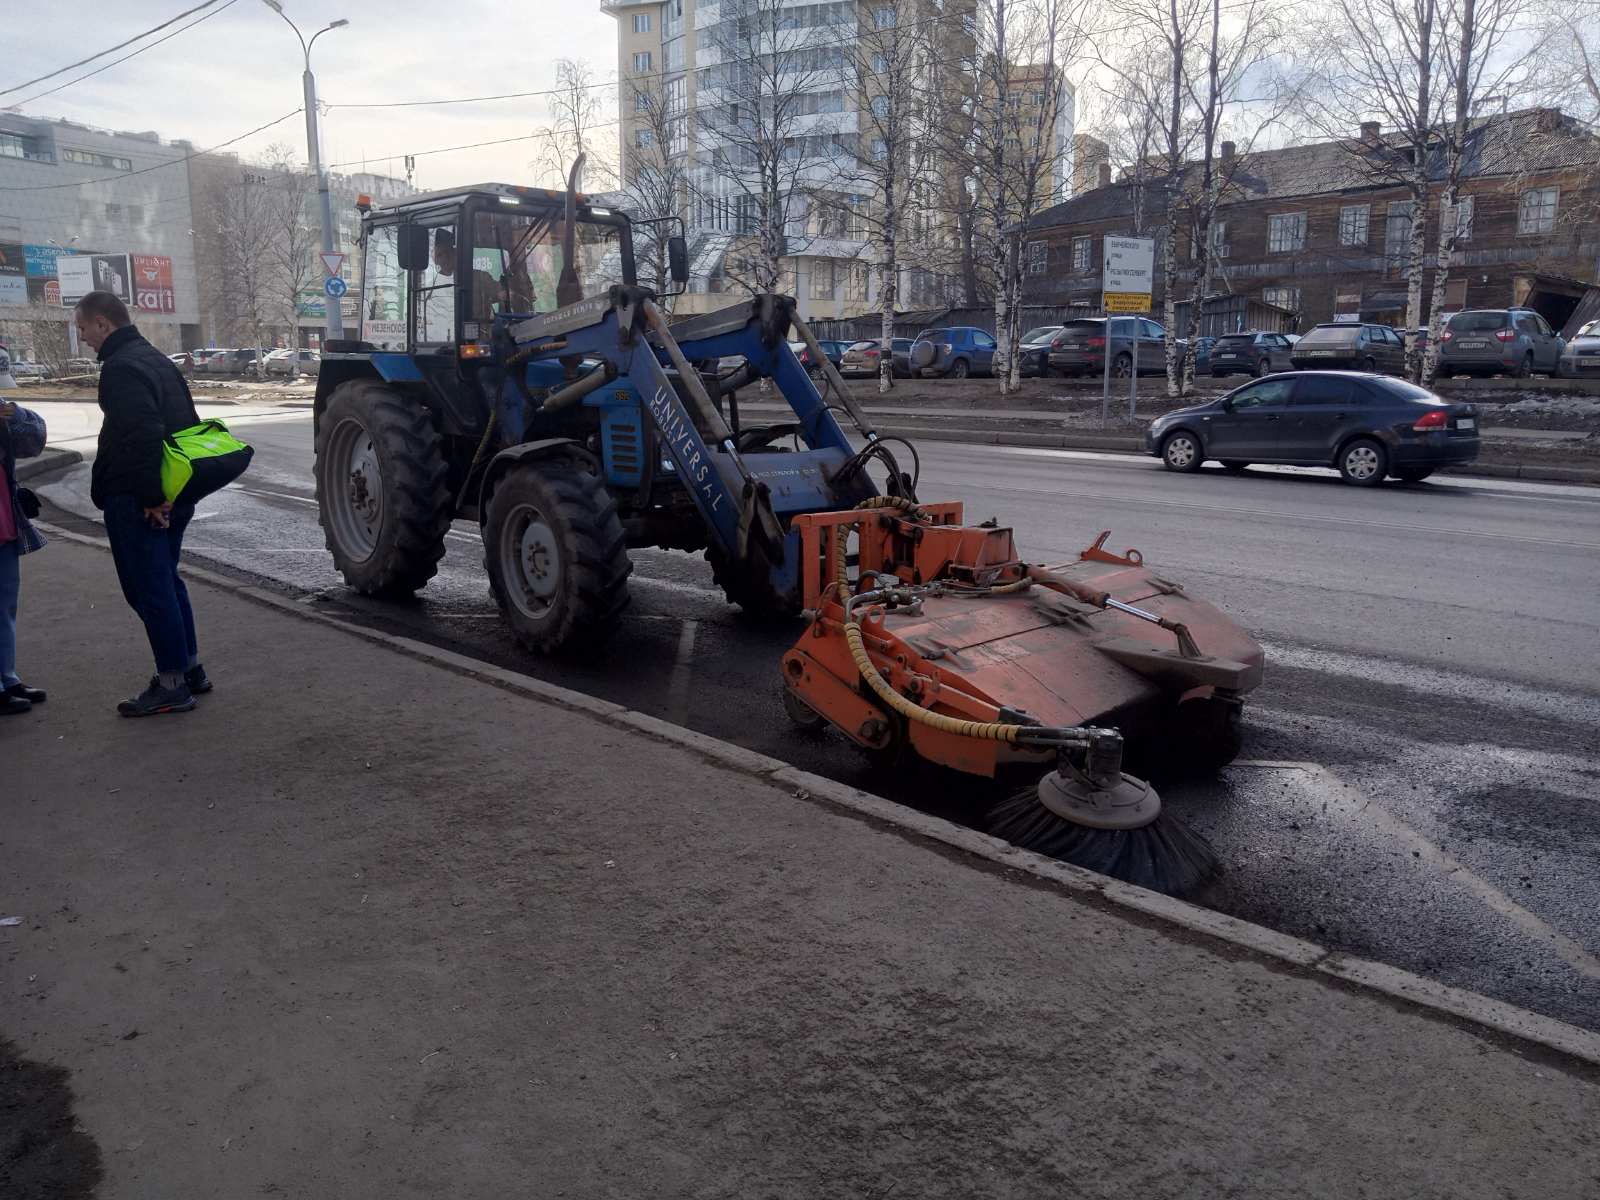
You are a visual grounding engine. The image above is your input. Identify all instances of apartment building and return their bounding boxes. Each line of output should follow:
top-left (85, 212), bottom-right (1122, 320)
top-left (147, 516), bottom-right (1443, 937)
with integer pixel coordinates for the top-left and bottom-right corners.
top-left (1022, 109), bottom-right (1600, 334)
top-left (603, 0), bottom-right (981, 319)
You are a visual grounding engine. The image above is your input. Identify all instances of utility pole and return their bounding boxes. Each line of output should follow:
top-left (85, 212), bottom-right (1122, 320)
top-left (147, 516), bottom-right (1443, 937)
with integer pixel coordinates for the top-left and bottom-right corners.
top-left (263, 1), bottom-right (348, 339)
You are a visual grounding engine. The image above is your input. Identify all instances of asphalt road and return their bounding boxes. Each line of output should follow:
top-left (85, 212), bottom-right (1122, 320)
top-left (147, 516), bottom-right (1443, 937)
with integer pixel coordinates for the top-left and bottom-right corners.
top-left (30, 399), bottom-right (1600, 1033)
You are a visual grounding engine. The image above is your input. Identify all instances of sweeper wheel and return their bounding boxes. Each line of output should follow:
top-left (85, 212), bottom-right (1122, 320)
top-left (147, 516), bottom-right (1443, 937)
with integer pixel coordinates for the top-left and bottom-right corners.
top-left (1175, 695), bottom-right (1244, 774)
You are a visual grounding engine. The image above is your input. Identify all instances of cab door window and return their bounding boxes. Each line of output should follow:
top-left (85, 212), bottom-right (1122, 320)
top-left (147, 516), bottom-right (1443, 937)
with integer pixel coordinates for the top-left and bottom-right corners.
top-left (415, 223), bottom-right (459, 347)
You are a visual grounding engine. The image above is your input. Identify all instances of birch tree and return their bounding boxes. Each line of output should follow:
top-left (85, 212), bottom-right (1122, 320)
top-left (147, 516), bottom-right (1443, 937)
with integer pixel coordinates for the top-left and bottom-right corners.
top-left (691, 0), bottom-right (849, 294)
top-left (840, 0), bottom-right (935, 392)
top-left (536, 58), bottom-right (619, 192)
top-left (261, 145), bottom-right (319, 370)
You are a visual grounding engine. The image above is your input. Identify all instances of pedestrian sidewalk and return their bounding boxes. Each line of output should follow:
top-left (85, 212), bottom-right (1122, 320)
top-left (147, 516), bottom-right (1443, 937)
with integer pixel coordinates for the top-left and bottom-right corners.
top-left (3, 539), bottom-right (1597, 1199)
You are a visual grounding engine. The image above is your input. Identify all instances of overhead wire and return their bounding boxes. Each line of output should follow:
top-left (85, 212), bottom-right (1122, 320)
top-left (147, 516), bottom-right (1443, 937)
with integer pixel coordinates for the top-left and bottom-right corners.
top-left (0, 0), bottom-right (226, 98)
top-left (8, 0), bottom-right (242, 110)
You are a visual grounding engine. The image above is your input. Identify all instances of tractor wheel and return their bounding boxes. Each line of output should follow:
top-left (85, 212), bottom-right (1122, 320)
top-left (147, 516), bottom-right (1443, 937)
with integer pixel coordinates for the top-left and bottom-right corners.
top-left (706, 545), bottom-right (803, 620)
top-left (1175, 696), bottom-right (1244, 774)
top-left (782, 686), bottom-right (829, 733)
top-left (484, 457), bottom-right (632, 655)
top-left (315, 379), bottom-right (452, 597)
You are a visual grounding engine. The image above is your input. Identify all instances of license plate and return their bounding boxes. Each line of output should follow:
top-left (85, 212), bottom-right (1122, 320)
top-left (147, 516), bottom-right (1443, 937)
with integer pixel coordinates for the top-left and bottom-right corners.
top-left (1307, 350), bottom-right (1335, 356)
top-left (1458, 340), bottom-right (1488, 349)
top-left (1456, 417), bottom-right (1475, 430)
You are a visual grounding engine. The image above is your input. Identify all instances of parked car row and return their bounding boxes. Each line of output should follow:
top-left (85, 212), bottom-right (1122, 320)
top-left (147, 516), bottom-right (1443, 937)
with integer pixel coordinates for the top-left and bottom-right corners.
top-left (817, 304), bottom-right (1578, 385)
top-left (184, 347), bottom-right (320, 378)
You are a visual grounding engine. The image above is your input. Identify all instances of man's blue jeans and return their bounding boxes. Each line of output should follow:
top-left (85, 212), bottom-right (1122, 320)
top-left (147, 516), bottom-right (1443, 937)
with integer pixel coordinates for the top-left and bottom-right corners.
top-left (104, 496), bottom-right (198, 675)
top-left (0, 539), bottom-right (20, 688)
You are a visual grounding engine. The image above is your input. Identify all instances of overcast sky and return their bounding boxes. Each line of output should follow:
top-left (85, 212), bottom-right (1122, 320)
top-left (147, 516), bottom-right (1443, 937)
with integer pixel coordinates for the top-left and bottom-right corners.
top-left (5, 0), bottom-right (619, 190)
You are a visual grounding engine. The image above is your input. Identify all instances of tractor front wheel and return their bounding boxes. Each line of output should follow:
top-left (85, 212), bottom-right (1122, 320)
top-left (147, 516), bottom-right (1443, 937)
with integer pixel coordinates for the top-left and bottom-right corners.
top-left (315, 379), bottom-right (452, 597)
top-left (484, 457), bottom-right (632, 655)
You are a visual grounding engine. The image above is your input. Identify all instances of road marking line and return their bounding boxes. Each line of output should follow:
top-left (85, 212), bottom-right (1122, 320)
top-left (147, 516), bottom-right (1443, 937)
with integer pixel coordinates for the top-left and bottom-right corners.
top-left (666, 619), bottom-right (699, 726)
top-left (1233, 760), bottom-right (1600, 983)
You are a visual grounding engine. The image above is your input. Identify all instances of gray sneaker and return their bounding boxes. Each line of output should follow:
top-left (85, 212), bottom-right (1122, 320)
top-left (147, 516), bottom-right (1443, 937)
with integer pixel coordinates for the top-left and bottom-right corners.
top-left (117, 680), bottom-right (196, 718)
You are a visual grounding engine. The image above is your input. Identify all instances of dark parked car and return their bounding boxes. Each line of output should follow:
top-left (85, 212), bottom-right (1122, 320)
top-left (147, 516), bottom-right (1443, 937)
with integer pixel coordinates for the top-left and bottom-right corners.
top-left (839, 339), bottom-right (911, 379)
top-left (1557, 318), bottom-right (1600, 376)
top-left (1209, 330), bottom-right (1296, 377)
top-left (1017, 325), bottom-right (1063, 377)
top-left (1046, 317), bottom-right (1176, 377)
top-left (786, 339), bottom-right (848, 377)
top-left (1147, 370), bottom-right (1479, 486)
top-left (1437, 308), bottom-right (1563, 377)
top-left (910, 326), bottom-right (996, 378)
top-left (1289, 322), bottom-right (1407, 374)
top-left (1191, 336), bottom-right (1216, 374)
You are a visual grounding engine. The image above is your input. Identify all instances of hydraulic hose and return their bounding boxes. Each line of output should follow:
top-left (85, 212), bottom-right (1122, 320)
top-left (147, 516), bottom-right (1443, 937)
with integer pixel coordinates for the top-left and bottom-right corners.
top-left (831, 498), bottom-right (1024, 745)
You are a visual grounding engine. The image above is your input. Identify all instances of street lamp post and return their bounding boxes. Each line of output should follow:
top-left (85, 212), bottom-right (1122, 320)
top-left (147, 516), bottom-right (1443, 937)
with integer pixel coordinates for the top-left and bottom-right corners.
top-left (262, 1), bottom-right (349, 340)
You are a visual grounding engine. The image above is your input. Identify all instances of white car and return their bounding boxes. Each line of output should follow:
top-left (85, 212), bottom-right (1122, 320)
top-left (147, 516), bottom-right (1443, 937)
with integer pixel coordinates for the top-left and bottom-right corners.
top-left (263, 348), bottom-right (320, 377)
top-left (8, 358), bottom-right (52, 380)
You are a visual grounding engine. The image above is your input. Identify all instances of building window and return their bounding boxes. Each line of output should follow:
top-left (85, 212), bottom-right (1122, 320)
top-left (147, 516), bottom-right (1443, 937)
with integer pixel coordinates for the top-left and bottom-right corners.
top-left (105, 203), bottom-right (123, 220)
top-left (1211, 221), bottom-right (1229, 258)
top-left (635, 129), bottom-right (655, 149)
top-left (1267, 212), bottom-right (1306, 254)
top-left (662, 0), bottom-right (684, 38)
top-left (634, 89), bottom-right (652, 113)
top-left (1442, 194), bottom-right (1474, 241)
top-left (871, 138), bottom-right (887, 161)
top-left (810, 257), bottom-right (835, 300)
top-left (873, 6), bottom-right (896, 29)
top-left (1027, 241), bottom-right (1047, 275)
top-left (1262, 286), bottom-right (1300, 311)
top-left (1518, 186), bottom-right (1557, 235)
top-left (633, 51), bottom-right (652, 73)
top-left (1338, 204), bottom-right (1369, 246)
top-left (1071, 236), bottom-right (1091, 273)
top-left (62, 147), bottom-right (131, 170)
top-left (1384, 200), bottom-right (1414, 264)
top-left (871, 95), bottom-right (890, 119)
top-left (872, 52), bottom-right (888, 72)
top-left (126, 204), bottom-right (143, 223)
top-left (633, 11), bottom-right (651, 32)
top-left (845, 261), bottom-right (868, 302)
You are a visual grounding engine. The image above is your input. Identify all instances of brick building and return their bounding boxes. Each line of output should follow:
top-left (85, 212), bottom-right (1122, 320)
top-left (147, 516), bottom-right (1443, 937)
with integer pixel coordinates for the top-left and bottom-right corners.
top-left (1020, 108), bottom-right (1600, 335)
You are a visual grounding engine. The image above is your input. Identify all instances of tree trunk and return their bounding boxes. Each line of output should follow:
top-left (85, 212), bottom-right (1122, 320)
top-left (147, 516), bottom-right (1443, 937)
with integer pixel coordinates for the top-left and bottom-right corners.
top-left (992, 231), bottom-right (1013, 394)
top-left (880, 240), bottom-right (897, 394)
top-left (1422, 0), bottom-right (1477, 387)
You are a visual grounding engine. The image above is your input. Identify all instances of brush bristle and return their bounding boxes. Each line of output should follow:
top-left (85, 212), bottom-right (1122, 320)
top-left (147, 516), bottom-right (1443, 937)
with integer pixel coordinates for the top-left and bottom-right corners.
top-left (986, 786), bottom-right (1220, 896)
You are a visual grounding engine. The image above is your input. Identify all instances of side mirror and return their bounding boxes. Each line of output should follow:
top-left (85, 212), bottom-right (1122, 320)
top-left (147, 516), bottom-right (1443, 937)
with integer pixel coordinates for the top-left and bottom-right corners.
top-left (396, 225), bottom-right (430, 272)
top-left (668, 235), bottom-right (689, 284)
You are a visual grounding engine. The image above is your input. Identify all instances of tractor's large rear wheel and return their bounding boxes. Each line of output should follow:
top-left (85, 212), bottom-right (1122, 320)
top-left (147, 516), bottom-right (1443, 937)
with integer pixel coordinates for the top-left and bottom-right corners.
top-left (484, 458), bottom-right (632, 655)
top-left (315, 379), bottom-right (451, 597)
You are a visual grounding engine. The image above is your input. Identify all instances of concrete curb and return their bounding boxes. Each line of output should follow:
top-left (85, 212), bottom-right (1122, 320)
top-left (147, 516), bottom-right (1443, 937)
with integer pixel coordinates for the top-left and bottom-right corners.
top-left (31, 517), bottom-right (1600, 1070)
top-left (15, 447), bottom-right (83, 481)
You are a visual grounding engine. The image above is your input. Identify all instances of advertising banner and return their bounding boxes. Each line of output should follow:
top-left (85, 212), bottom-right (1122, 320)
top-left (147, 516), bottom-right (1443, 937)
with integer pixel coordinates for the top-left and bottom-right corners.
top-left (58, 253), bottom-right (133, 305)
top-left (132, 254), bottom-right (176, 313)
top-left (295, 287), bottom-right (359, 321)
top-left (0, 243), bottom-right (26, 307)
top-left (23, 244), bottom-right (66, 278)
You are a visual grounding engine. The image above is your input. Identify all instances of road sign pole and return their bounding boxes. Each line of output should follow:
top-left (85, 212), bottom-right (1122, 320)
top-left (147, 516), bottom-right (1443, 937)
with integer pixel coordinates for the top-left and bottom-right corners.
top-left (1100, 296), bottom-right (1112, 423)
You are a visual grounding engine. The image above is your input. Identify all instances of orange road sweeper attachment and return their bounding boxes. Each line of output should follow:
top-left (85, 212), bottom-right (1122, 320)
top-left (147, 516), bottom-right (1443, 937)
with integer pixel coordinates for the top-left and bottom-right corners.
top-left (780, 497), bottom-right (1265, 895)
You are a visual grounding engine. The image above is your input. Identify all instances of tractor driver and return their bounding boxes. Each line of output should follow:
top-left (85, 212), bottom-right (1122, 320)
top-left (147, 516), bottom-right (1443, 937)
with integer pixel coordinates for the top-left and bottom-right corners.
top-left (418, 227), bottom-right (500, 345)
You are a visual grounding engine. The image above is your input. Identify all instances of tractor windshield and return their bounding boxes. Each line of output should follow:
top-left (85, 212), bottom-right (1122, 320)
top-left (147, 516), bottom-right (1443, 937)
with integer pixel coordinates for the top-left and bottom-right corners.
top-left (471, 208), bottom-right (627, 318)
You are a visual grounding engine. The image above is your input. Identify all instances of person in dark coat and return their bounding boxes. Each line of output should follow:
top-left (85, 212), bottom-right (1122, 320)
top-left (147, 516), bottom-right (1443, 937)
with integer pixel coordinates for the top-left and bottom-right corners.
top-left (0, 397), bottom-right (48, 715)
top-left (74, 290), bottom-right (212, 717)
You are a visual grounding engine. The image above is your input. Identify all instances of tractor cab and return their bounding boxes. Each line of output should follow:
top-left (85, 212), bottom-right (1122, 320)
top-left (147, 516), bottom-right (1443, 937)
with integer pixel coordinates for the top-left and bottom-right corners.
top-left (341, 183), bottom-right (633, 392)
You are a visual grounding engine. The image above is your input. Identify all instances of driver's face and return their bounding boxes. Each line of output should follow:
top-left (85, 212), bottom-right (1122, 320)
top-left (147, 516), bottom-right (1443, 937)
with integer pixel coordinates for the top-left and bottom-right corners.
top-left (433, 242), bottom-right (456, 276)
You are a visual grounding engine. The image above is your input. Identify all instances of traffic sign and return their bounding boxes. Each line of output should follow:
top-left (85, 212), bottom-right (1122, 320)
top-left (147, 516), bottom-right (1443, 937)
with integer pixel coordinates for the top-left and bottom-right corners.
top-left (1102, 236), bottom-right (1155, 299)
top-left (324, 276), bottom-right (348, 298)
top-left (320, 251), bottom-right (345, 277)
top-left (1104, 291), bottom-right (1152, 313)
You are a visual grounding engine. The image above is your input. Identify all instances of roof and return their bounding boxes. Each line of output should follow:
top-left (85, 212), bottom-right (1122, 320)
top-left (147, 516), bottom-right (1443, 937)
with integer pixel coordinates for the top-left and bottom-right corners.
top-left (1029, 108), bottom-right (1600, 231)
top-left (372, 182), bottom-right (590, 213)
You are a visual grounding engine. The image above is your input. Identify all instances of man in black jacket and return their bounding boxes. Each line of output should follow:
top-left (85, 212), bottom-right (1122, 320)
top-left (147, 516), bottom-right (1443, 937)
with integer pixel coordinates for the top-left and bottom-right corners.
top-left (75, 290), bottom-right (212, 717)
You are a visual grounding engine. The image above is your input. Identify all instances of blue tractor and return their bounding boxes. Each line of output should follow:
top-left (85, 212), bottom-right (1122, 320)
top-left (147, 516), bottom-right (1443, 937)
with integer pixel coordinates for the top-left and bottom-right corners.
top-left (312, 177), bottom-right (903, 653)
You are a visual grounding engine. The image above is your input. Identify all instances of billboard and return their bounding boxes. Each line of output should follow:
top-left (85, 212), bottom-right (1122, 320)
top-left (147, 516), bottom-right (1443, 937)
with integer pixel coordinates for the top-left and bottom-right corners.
top-left (295, 287), bottom-right (359, 321)
top-left (132, 254), bottom-right (176, 314)
top-left (23, 244), bottom-right (66, 278)
top-left (0, 243), bottom-right (26, 307)
top-left (58, 253), bottom-right (133, 306)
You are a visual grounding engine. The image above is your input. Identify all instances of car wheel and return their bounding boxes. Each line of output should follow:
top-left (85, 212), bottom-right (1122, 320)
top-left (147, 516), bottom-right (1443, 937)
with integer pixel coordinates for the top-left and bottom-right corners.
top-left (1161, 431), bottom-right (1202, 473)
top-left (1338, 437), bottom-right (1388, 486)
top-left (1516, 352), bottom-right (1533, 378)
top-left (1113, 352), bottom-right (1133, 379)
top-left (1220, 460), bottom-right (1250, 473)
top-left (1361, 356), bottom-right (1377, 373)
top-left (948, 358), bottom-right (971, 379)
top-left (1392, 465), bottom-right (1435, 483)
top-left (1255, 357), bottom-right (1271, 377)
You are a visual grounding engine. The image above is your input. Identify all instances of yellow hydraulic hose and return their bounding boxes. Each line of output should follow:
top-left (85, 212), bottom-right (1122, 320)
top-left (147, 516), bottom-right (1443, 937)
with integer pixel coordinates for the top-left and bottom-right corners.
top-left (833, 498), bottom-right (1023, 745)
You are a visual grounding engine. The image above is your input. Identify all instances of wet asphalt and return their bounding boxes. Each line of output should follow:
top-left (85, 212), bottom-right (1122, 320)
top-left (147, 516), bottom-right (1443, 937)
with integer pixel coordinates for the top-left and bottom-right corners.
top-left (32, 400), bottom-right (1600, 1032)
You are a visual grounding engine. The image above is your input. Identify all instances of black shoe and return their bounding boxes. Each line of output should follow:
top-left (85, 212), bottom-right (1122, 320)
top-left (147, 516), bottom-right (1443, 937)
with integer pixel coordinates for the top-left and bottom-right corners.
top-left (5, 682), bottom-right (45, 704)
top-left (117, 680), bottom-right (196, 718)
top-left (184, 665), bottom-right (212, 695)
top-left (0, 693), bottom-right (31, 716)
